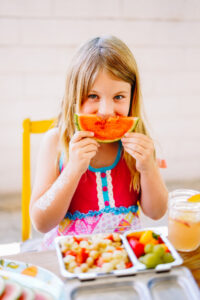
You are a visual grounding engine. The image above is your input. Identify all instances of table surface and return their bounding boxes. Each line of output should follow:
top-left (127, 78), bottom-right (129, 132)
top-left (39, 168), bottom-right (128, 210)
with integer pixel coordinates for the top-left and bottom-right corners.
top-left (2, 246), bottom-right (200, 288)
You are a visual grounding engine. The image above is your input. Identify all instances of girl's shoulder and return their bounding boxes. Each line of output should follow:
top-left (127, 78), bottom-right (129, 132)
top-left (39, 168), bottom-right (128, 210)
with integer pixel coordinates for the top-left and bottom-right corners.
top-left (43, 127), bottom-right (60, 144)
top-left (40, 127), bottom-right (60, 160)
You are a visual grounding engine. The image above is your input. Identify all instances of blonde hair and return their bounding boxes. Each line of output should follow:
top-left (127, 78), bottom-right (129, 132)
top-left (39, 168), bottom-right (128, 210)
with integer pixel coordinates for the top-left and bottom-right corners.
top-left (58, 35), bottom-right (149, 192)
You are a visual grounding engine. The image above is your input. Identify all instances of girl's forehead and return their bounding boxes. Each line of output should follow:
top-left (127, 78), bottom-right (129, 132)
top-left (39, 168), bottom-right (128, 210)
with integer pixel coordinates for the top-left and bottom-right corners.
top-left (90, 69), bottom-right (131, 88)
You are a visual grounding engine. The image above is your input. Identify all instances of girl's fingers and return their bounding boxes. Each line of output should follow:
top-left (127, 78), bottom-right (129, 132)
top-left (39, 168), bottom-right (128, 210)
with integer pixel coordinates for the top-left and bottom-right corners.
top-left (75, 137), bottom-right (99, 148)
top-left (123, 143), bottom-right (144, 156)
top-left (122, 139), bottom-right (150, 150)
top-left (122, 135), bottom-right (154, 152)
top-left (124, 147), bottom-right (142, 161)
top-left (124, 132), bottom-right (148, 139)
top-left (83, 150), bottom-right (98, 159)
top-left (71, 131), bottom-right (94, 142)
top-left (123, 132), bottom-right (153, 144)
top-left (81, 144), bottom-right (99, 153)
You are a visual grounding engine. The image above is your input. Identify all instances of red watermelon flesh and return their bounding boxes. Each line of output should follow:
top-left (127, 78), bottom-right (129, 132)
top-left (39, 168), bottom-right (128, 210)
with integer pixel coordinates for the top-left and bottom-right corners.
top-left (0, 280), bottom-right (22, 300)
top-left (18, 286), bottom-right (34, 300)
top-left (75, 114), bottom-right (139, 143)
top-left (0, 277), bottom-right (5, 297)
top-left (34, 289), bottom-right (54, 300)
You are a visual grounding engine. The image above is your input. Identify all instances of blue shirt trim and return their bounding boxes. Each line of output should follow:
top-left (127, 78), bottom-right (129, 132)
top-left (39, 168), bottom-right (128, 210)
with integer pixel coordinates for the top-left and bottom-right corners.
top-left (59, 142), bottom-right (122, 173)
top-left (59, 152), bottom-right (64, 173)
top-left (88, 142), bottom-right (122, 173)
top-left (65, 205), bottom-right (138, 220)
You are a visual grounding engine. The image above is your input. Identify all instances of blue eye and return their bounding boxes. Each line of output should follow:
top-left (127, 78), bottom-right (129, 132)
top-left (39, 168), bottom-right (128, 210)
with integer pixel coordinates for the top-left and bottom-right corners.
top-left (114, 95), bottom-right (124, 100)
top-left (88, 94), bottom-right (98, 99)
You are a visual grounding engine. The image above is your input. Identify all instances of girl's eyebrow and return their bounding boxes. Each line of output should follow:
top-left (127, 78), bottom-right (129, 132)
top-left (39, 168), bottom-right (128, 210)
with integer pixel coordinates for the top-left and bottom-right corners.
top-left (113, 91), bottom-right (129, 95)
top-left (89, 90), bottom-right (129, 94)
top-left (88, 90), bottom-right (99, 94)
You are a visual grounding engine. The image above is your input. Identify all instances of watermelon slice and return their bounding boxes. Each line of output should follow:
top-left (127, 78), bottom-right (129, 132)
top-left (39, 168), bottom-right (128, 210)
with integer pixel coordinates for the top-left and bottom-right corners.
top-left (0, 277), bottom-right (5, 296)
top-left (0, 280), bottom-right (22, 300)
top-left (34, 289), bottom-right (54, 300)
top-left (74, 114), bottom-right (139, 143)
top-left (18, 286), bottom-right (35, 300)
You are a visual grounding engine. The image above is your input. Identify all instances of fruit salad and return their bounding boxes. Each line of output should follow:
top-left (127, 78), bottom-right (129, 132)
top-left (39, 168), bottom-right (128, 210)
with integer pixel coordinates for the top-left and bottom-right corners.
top-left (59, 233), bottom-right (133, 274)
top-left (126, 230), bottom-right (174, 269)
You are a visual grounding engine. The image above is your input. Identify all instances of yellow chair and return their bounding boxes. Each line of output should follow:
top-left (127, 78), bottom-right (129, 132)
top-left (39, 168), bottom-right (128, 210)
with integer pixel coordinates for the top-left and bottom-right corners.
top-left (22, 118), bottom-right (56, 241)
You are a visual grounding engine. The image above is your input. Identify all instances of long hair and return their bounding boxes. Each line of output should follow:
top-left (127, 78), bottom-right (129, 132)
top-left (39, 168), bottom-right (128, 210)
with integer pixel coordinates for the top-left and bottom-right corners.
top-left (58, 35), bottom-right (150, 192)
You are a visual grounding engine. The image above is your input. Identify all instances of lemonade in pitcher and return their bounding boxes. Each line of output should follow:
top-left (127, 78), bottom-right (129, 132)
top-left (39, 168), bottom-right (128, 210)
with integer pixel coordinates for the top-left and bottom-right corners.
top-left (168, 189), bottom-right (200, 252)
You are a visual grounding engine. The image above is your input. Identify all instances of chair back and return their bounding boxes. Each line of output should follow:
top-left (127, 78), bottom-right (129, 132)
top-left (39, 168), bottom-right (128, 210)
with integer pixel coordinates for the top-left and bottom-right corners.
top-left (22, 118), bottom-right (55, 241)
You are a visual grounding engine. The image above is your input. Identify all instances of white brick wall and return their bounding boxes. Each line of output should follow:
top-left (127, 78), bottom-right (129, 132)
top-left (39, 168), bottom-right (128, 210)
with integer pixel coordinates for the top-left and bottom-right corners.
top-left (0, 0), bottom-right (200, 193)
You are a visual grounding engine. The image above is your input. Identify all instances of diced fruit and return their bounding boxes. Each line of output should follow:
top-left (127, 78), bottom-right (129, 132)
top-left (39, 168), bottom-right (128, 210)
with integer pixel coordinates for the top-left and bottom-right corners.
top-left (129, 230), bottom-right (175, 269)
top-left (127, 232), bottom-right (143, 240)
top-left (144, 243), bottom-right (154, 254)
top-left (73, 236), bottom-right (86, 244)
top-left (157, 236), bottom-right (164, 244)
top-left (153, 244), bottom-right (165, 257)
top-left (128, 238), bottom-right (144, 258)
top-left (141, 253), bottom-right (162, 269)
top-left (152, 232), bottom-right (160, 240)
top-left (160, 243), bottom-right (170, 253)
top-left (139, 231), bottom-right (153, 244)
top-left (76, 248), bottom-right (89, 265)
top-left (105, 234), bottom-right (114, 242)
top-left (95, 257), bottom-right (104, 268)
top-left (163, 253), bottom-right (174, 263)
top-left (59, 233), bottom-right (132, 273)
top-left (125, 262), bottom-right (133, 269)
top-left (63, 250), bottom-right (77, 257)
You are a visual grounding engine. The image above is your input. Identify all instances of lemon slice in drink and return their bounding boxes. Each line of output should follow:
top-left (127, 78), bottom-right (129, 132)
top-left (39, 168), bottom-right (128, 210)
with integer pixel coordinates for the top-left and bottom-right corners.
top-left (187, 194), bottom-right (200, 203)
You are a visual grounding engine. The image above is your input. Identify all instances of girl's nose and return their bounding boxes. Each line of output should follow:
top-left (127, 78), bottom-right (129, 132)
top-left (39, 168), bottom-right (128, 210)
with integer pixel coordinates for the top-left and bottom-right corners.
top-left (97, 98), bottom-right (114, 119)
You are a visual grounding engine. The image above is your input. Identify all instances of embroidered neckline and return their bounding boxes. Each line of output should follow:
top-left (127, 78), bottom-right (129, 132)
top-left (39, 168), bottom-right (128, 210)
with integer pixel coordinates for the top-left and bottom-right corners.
top-left (65, 205), bottom-right (138, 220)
top-left (88, 142), bottom-right (122, 173)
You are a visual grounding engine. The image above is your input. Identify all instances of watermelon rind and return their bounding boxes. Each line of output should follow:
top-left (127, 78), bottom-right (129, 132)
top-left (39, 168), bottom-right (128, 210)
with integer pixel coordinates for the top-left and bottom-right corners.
top-left (74, 114), bottom-right (139, 143)
top-left (34, 289), bottom-right (54, 300)
top-left (1, 280), bottom-right (22, 300)
top-left (0, 276), bottom-right (5, 296)
top-left (20, 286), bottom-right (35, 300)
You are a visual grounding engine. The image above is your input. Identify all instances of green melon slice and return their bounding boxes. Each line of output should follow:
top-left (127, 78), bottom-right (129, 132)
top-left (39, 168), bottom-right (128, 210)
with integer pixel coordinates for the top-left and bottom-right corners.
top-left (0, 277), bottom-right (5, 296)
top-left (1, 280), bottom-right (22, 300)
top-left (74, 114), bottom-right (139, 143)
top-left (19, 286), bottom-right (35, 300)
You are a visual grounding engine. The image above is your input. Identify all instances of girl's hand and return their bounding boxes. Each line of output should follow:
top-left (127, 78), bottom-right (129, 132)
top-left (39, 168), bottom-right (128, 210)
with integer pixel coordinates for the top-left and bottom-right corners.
top-left (121, 133), bottom-right (156, 174)
top-left (68, 131), bottom-right (99, 175)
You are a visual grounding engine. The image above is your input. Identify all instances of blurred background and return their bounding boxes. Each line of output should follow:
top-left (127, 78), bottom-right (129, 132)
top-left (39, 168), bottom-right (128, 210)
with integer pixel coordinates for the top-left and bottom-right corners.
top-left (0, 0), bottom-right (200, 244)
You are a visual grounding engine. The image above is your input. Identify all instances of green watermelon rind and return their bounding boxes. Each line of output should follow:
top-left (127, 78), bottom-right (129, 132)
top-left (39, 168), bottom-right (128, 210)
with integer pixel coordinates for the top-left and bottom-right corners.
top-left (21, 286), bottom-right (35, 300)
top-left (74, 114), bottom-right (139, 143)
top-left (34, 288), bottom-right (54, 300)
top-left (2, 280), bottom-right (22, 300)
top-left (0, 276), bottom-right (5, 296)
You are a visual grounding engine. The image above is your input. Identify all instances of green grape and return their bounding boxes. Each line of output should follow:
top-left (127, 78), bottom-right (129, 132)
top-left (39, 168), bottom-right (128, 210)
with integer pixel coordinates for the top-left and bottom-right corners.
top-left (153, 245), bottom-right (165, 257)
top-left (144, 243), bottom-right (154, 254)
top-left (142, 253), bottom-right (162, 269)
top-left (139, 256), bottom-right (145, 264)
top-left (163, 252), bottom-right (174, 263)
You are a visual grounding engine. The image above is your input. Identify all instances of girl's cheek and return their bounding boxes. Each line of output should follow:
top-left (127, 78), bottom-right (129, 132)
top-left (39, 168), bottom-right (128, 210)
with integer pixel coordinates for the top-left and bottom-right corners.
top-left (80, 101), bottom-right (98, 114)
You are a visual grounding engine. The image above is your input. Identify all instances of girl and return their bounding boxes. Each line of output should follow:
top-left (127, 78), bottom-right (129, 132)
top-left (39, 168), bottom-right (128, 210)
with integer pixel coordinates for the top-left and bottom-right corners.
top-left (30, 35), bottom-right (168, 249)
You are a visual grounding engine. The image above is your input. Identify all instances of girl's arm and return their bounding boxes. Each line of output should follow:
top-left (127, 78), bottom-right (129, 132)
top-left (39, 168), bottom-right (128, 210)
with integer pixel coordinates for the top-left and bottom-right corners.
top-left (30, 129), bottom-right (98, 233)
top-left (139, 163), bottom-right (168, 219)
top-left (121, 133), bottom-right (168, 219)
